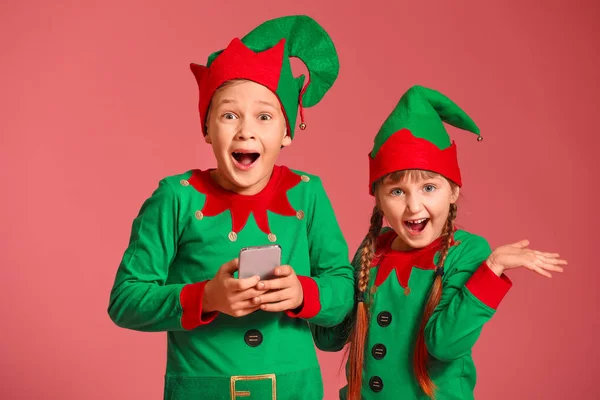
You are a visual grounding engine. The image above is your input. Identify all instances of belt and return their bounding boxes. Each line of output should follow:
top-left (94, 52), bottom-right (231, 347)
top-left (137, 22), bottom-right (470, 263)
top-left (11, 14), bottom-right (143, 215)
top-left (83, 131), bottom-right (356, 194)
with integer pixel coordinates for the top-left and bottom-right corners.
top-left (230, 373), bottom-right (276, 400)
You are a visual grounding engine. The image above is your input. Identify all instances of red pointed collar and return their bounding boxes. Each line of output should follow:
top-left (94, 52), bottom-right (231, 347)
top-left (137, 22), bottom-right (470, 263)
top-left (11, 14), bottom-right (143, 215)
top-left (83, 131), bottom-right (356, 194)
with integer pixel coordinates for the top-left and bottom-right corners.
top-left (371, 231), bottom-right (445, 288)
top-left (187, 165), bottom-right (302, 234)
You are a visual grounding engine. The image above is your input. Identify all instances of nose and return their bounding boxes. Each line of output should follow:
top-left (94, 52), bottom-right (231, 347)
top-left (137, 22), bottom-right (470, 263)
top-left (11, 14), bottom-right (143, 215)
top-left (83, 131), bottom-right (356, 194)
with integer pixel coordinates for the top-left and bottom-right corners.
top-left (236, 118), bottom-right (256, 140)
top-left (405, 193), bottom-right (423, 214)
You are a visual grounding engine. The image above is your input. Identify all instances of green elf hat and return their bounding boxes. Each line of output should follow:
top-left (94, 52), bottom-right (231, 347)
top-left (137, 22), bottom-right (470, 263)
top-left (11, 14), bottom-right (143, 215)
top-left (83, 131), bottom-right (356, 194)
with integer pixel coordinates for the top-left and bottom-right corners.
top-left (368, 85), bottom-right (482, 195)
top-left (190, 15), bottom-right (339, 139)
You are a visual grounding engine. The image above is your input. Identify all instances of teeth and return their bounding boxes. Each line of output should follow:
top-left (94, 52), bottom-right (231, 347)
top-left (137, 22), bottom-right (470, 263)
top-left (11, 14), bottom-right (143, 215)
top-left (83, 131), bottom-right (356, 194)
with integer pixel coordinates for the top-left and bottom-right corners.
top-left (407, 218), bottom-right (427, 224)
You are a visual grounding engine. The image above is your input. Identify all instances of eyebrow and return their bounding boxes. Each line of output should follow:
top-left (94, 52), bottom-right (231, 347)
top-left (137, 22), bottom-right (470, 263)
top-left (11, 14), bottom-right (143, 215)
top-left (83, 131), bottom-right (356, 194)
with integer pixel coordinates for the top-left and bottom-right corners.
top-left (215, 99), bottom-right (237, 106)
top-left (215, 99), bottom-right (278, 109)
top-left (385, 178), bottom-right (440, 187)
top-left (255, 100), bottom-right (278, 109)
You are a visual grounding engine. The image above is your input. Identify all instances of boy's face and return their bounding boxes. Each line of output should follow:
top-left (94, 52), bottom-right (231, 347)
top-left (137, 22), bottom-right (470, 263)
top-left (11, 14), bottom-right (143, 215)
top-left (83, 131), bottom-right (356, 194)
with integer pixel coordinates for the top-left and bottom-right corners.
top-left (205, 80), bottom-right (291, 195)
top-left (376, 173), bottom-right (459, 251)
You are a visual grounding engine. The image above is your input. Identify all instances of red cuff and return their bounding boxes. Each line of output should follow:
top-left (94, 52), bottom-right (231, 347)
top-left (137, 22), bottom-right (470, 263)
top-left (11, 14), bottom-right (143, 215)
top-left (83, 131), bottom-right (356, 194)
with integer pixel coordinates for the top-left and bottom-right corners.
top-left (285, 276), bottom-right (321, 319)
top-left (465, 262), bottom-right (512, 310)
top-left (180, 281), bottom-right (219, 330)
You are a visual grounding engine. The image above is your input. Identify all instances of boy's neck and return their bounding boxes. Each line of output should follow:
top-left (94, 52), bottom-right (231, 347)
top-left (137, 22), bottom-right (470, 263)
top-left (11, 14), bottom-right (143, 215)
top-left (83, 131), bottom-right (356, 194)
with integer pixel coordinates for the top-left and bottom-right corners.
top-left (209, 168), bottom-right (274, 196)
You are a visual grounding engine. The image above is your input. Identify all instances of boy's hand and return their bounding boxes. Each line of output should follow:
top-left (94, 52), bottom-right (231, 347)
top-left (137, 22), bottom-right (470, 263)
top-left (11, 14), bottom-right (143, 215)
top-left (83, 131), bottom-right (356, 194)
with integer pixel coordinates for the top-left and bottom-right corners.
top-left (202, 258), bottom-right (267, 317)
top-left (253, 266), bottom-right (304, 312)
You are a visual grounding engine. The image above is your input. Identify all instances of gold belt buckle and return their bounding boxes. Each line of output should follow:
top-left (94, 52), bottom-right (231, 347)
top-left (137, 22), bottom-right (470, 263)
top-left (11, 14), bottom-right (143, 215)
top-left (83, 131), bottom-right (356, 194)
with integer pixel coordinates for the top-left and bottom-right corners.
top-left (230, 373), bottom-right (276, 400)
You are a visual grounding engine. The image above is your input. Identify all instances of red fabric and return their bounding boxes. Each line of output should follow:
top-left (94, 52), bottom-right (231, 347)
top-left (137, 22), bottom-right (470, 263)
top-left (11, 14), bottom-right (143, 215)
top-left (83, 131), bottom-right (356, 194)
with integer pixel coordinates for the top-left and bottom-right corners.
top-left (180, 281), bottom-right (218, 330)
top-left (368, 129), bottom-right (462, 195)
top-left (465, 262), bottom-right (512, 310)
top-left (371, 231), bottom-right (444, 287)
top-left (187, 165), bottom-right (302, 234)
top-left (285, 275), bottom-right (321, 319)
top-left (190, 38), bottom-right (285, 136)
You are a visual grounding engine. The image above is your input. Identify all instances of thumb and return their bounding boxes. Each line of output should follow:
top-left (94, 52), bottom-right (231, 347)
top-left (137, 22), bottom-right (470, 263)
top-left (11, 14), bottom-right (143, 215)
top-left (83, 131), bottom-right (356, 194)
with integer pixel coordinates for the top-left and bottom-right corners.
top-left (511, 239), bottom-right (530, 249)
top-left (220, 258), bottom-right (240, 276)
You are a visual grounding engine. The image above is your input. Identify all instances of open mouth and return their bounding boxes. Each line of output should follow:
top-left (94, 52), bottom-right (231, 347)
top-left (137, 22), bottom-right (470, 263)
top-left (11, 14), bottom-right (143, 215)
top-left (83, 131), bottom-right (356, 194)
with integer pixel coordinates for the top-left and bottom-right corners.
top-left (403, 218), bottom-right (430, 235)
top-left (232, 151), bottom-right (260, 169)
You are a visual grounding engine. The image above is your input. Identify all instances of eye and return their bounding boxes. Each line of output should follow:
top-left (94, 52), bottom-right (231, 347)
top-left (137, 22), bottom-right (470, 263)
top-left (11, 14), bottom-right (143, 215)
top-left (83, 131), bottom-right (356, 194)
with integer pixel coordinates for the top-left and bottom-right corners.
top-left (222, 112), bottom-right (238, 120)
top-left (258, 113), bottom-right (272, 121)
top-left (390, 188), bottom-right (404, 196)
top-left (423, 184), bottom-right (436, 193)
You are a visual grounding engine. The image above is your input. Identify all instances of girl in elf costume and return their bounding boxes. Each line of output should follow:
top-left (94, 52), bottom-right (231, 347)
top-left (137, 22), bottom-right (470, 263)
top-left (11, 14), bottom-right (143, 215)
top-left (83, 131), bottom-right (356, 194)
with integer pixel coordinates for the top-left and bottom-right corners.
top-left (108, 15), bottom-right (354, 400)
top-left (313, 85), bottom-right (567, 400)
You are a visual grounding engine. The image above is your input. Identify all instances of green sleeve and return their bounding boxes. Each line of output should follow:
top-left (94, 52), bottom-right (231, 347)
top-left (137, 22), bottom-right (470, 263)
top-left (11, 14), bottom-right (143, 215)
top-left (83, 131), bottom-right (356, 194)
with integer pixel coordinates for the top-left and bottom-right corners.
top-left (424, 234), bottom-right (511, 361)
top-left (107, 179), bottom-right (187, 332)
top-left (310, 244), bottom-right (363, 352)
top-left (310, 313), bottom-right (354, 352)
top-left (295, 176), bottom-right (355, 328)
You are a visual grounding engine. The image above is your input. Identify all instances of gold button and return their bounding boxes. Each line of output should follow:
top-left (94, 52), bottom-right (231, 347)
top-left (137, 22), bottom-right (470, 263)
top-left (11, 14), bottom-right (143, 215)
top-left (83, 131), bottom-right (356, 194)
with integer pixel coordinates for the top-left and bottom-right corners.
top-left (228, 231), bottom-right (237, 242)
top-left (370, 285), bottom-right (377, 295)
top-left (404, 287), bottom-right (411, 296)
top-left (301, 175), bottom-right (310, 182)
top-left (296, 210), bottom-right (305, 220)
top-left (268, 233), bottom-right (277, 242)
top-left (195, 211), bottom-right (204, 220)
top-left (180, 179), bottom-right (190, 186)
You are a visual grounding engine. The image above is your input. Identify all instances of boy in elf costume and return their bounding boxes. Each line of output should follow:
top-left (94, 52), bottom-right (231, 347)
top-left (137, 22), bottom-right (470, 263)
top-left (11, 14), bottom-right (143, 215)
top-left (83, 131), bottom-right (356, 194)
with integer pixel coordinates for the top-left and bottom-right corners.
top-left (313, 85), bottom-right (566, 399)
top-left (108, 15), bottom-right (354, 400)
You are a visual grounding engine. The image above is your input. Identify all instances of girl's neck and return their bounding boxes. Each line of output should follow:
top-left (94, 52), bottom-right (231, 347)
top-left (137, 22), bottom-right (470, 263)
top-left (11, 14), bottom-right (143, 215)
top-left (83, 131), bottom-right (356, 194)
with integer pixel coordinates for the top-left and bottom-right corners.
top-left (390, 233), bottom-right (443, 252)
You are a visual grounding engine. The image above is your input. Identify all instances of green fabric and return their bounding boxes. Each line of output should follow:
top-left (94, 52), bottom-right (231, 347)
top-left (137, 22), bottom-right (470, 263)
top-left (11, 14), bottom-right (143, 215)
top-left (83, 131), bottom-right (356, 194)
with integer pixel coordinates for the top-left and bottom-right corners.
top-left (313, 230), bottom-right (496, 400)
top-left (207, 15), bottom-right (339, 137)
top-left (108, 169), bottom-right (354, 399)
top-left (164, 367), bottom-right (322, 399)
top-left (370, 86), bottom-right (480, 158)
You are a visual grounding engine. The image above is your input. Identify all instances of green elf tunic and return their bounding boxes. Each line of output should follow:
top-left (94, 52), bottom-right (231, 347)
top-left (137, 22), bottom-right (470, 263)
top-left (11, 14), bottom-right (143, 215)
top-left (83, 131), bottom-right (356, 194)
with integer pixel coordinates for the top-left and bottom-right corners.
top-left (313, 229), bottom-right (511, 399)
top-left (312, 85), bottom-right (513, 399)
top-left (109, 166), bottom-right (354, 399)
top-left (108, 15), bottom-right (353, 399)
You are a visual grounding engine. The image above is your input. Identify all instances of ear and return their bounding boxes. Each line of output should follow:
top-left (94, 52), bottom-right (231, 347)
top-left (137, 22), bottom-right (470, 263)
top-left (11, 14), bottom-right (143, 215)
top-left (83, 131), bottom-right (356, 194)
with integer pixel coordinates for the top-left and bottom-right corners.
top-left (382, 210), bottom-right (389, 227)
top-left (204, 130), bottom-right (212, 144)
top-left (281, 130), bottom-right (292, 147)
top-left (450, 186), bottom-right (460, 204)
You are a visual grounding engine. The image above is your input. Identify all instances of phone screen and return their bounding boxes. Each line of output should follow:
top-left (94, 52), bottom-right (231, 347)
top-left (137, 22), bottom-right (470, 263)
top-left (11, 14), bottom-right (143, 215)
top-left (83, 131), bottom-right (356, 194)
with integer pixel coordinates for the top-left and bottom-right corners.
top-left (238, 245), bottom-right (281, 280)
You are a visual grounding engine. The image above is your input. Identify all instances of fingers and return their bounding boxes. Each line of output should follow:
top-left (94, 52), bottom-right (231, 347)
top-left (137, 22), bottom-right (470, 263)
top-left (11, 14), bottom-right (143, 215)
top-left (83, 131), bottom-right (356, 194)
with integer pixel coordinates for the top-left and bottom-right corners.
top-left (533, 267), bottom-right (553, 278)
top-left (274, 265), bottom-right (294, 277)
top-left (511, 239), bottom-right (530, 249)
top-left (228, 275), bottom-right (262, 291)
top-left (260, 300), bottom-right (295, 312)
top-left (535, 258), bottom-right (565, 273)
top-left (524, 259), bottom-right (553, 278)
top-left (234, 288), bottom-right (268, 302)
top-left (254, 289), bottom-right (291, 305)
top-left (534, 251), bottom-right (561, 258)
top-left (541, 264), bottom-right (565, 273)
top-left (537, 254), bottom-right (568, 266)
top-left (256, 277), bottom-right (291, 291)
top-left (220, 258), bottom-right (240, 275)
top-left (535, 254), bottom-right (567, 271)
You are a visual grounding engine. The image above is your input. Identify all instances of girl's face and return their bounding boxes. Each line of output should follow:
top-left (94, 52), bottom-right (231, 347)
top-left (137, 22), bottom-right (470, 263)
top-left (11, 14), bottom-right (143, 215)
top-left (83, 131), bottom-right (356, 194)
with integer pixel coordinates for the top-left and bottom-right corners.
top-left (376, 171), bottom-right (459, 251)
top-left (205, 80), bottom-right (291, 195)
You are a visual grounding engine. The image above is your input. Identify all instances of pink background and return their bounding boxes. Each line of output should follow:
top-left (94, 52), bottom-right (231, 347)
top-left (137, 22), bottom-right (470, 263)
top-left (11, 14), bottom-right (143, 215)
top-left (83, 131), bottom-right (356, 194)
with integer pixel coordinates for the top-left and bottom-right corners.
top-left (2, 0), bottom-right (598, 399)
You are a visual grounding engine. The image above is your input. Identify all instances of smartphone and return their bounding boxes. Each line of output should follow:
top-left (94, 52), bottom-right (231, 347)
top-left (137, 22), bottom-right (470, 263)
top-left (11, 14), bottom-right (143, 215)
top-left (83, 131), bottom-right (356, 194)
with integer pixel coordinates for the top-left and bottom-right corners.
top-left (238, 244), bottom-right (281, 280)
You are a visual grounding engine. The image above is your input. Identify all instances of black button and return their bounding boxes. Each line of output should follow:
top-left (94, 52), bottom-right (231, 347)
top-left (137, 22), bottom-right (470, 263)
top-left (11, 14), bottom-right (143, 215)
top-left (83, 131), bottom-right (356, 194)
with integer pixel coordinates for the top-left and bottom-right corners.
top-left (369, 376), bottom-right (383, 392)
top-left (244, 329), bottom-right (263, 347)
top-left (377, 311), bottom-right (392, 327)
top-left (372, 344), bottom-right (387, 360)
